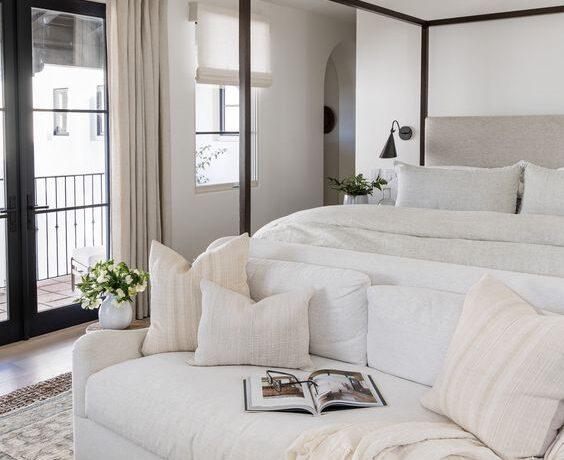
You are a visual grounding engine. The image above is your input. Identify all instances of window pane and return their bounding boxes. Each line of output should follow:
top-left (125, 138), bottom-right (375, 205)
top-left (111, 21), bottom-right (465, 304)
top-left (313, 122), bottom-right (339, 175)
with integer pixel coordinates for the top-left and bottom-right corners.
top-left (195, 84), bottom-right (220, 133)
top-left (224, 85), bottom-right (239, 106)
top-left (33, 111), bottom-right (107, 309)
top-left (31, 9), bottom-right (106, 110)
top-left (224, 107), bottom-right (239, 132)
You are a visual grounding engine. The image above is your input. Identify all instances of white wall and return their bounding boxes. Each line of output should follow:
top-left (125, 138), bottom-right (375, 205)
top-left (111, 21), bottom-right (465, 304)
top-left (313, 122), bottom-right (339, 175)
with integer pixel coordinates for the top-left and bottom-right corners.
top-left (355, 11), bottom-right (564, 178)
top-left (168, 0), bottom-right (354, 260)
top-left (355, 11), bottom-right (421, 178)
top-left (429, 14), bottom-right (564, 116)
top-left (323, 57), bottom-right (340, 206)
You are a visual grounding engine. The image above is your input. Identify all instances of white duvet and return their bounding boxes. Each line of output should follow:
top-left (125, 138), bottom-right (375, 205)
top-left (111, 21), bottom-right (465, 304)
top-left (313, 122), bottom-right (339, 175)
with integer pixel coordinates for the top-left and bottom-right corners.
top-left (254, 205), bottom-right (564, 278)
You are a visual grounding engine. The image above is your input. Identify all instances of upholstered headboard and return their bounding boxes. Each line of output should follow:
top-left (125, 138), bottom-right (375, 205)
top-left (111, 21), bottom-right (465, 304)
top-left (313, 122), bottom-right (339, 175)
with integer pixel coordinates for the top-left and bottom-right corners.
top-left (426, 115), bottom-right (564, 168)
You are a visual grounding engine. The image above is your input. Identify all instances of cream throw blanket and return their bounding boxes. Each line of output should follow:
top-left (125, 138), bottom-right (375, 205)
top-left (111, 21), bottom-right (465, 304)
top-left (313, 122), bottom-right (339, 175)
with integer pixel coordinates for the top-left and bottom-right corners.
top-left (286, 422), bottom-right (502, 460)
top-left (254, 206), bottom-right (564, 278)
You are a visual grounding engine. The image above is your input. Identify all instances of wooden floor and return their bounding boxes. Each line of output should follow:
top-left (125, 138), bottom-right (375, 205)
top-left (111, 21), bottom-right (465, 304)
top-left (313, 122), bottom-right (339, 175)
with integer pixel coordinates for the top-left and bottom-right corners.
top-left (0, 323), bottom-right (90, 396)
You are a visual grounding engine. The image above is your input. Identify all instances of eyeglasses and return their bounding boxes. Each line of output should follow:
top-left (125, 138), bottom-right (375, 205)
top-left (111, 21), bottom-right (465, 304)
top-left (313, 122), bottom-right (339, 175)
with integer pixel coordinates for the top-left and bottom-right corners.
top-left (266, 370), bottom-right (319, 395)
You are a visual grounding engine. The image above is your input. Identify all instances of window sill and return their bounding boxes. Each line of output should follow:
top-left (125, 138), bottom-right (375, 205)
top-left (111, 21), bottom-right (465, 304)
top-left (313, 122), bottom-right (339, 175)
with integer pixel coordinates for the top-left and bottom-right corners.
top-left (196, 180), bottom-right (258, 194)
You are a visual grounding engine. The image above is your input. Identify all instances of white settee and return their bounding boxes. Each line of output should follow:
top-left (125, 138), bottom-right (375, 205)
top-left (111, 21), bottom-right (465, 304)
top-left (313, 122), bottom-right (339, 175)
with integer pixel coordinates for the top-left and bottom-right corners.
top-left (72, 255), bottom-right (564, 459)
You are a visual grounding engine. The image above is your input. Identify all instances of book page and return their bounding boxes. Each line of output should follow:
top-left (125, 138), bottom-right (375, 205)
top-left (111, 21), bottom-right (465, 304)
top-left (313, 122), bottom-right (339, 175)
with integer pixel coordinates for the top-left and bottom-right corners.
top-left (247, 374), bottom-right (316, 412)
top-left (309, 369), bottom-right (385, 411)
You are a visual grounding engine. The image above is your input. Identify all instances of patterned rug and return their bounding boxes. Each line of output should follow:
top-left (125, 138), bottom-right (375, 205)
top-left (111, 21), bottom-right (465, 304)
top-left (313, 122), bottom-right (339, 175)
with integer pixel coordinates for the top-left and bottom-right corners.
top-left (0, 374), bottom-right (73, 460)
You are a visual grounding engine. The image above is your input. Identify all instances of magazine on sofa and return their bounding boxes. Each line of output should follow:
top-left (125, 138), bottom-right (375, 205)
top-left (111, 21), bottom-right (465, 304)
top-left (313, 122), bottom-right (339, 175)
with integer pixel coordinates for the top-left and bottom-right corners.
top-left (244, 369), bottom-right (386, 416)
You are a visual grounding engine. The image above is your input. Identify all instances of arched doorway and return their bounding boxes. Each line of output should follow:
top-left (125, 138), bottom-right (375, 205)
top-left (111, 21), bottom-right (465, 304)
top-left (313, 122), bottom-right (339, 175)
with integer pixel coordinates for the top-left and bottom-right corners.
top-left (323, 41), bottom-right (356, 206)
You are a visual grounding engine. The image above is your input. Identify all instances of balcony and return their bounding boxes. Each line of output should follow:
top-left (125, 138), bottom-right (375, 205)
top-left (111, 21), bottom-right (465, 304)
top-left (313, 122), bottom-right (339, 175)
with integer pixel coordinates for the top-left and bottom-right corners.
top-left (0, 172), bottom-right (108, 321)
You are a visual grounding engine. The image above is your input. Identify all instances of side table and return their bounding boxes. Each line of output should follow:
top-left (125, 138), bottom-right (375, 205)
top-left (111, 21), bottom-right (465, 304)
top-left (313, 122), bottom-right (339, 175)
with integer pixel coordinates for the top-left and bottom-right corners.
top-left (86, 318), bottom-right (150, 333)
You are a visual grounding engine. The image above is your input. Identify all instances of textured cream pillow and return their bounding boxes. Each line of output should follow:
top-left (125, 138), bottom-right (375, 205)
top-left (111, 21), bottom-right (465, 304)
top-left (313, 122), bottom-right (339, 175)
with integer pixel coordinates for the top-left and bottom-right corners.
top-left (421, 275), bottom-right (564, 459)
top-left (193, 279), bottom-right (313, 369)
top-left (142, 235), bottom-right (250, 356)
top-left (521, 162), bottom-right (564, 216)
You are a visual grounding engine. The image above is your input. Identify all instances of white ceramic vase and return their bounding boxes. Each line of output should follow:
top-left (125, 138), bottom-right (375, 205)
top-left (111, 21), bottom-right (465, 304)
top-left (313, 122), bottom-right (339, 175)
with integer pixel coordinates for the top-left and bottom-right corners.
top-left (98, 295), bottom-right (133, 330)
top-left (343, 194), bottom-right (369, 205)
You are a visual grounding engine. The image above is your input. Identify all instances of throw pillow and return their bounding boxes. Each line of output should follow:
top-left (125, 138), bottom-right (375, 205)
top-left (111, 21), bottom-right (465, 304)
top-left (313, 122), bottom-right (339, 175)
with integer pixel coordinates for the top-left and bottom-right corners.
top-left (193, 279), bottom-right (313, 369)
top-left (142, 234), bottom-right (250, 356)
top-left (421, 275), bottom-right (564, 459)
top-left (520, 162), bottom-right (564, 216)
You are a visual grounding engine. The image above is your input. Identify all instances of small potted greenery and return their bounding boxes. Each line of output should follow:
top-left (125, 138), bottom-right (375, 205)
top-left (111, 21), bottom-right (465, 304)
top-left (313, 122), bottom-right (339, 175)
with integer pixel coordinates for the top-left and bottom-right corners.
top-left (76, 259), bottom-right (149, 330)
top-left (327, 174), bottom-right (388, 205)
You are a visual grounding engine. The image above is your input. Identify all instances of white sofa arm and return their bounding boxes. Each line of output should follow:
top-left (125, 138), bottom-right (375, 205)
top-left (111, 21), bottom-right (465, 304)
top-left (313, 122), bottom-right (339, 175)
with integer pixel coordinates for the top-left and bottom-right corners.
top-left (72, 329), bottom-right (147, 417)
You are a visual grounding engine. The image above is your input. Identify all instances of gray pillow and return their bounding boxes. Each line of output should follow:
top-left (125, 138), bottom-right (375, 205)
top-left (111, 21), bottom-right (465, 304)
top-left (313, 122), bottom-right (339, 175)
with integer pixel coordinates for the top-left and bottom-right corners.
top-left (521, 163), bottom-right (564, 216)
top-left (395, 162), bottom-right (521, 213)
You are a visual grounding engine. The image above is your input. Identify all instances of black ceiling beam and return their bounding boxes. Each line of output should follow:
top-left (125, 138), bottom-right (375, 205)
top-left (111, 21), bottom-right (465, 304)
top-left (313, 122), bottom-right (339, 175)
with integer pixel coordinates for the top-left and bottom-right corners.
top-left (429, 6), bottom-right (564, 27)
top-left (327, 0), bottom-right (426, 26)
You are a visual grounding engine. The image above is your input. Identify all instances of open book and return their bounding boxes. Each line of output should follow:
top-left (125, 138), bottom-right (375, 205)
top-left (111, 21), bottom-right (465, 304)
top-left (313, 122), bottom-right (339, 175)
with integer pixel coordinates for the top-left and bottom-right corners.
top-left (244, 369), bottom-right (386, 416)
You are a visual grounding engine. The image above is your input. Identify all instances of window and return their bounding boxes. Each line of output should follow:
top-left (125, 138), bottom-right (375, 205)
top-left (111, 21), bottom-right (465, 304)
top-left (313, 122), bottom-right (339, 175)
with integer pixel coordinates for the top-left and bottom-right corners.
top-left (219, 86), bottom-right (239, 134)
top-left (53, 88), bottom-right (68, 135)
top-left (195, 84), bottom-right (258, 188)
top-left (96, 85), bottom-right (105, 136)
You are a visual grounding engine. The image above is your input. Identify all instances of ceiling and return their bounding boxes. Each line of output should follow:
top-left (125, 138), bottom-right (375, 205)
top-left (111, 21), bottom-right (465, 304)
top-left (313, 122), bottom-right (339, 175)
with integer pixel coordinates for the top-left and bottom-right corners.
top-left (265, 0), bottom-right (564, 22)
top-left (362, 0), bottom-right (564, 21)
top-left (263, 0), bottom-right (356, 22)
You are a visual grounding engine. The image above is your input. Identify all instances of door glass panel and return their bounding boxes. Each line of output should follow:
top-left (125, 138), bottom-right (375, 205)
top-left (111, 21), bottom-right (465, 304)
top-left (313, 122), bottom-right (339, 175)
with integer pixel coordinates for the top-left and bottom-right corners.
top-left (0, 115), bottom-right (6, 321)
top-left (0, 5), bottom-right (7, 323)
top-left (31, 9), bottom-right (106, 110)
top-left (31, 8), bottom-right (109, 313)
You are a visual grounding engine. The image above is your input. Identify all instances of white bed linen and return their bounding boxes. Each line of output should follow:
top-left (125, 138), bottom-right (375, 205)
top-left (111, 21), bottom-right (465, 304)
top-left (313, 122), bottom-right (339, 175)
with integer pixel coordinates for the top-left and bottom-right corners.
top-left (254, 205), bottom-right (564, 277)
top-left (85, 353), bottom-right (445, 460)
top-left (250, 239), bottom-right (564, 314)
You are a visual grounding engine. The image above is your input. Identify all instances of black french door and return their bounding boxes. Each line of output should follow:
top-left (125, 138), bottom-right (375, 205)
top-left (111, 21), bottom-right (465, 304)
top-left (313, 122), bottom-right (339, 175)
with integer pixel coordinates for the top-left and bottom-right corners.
top-left (0, 0), bottom-right (109, 346)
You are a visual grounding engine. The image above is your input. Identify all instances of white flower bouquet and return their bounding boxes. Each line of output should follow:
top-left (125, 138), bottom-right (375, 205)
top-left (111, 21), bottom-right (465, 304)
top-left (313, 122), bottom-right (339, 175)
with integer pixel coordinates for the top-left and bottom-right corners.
top-left (76, 259), bottom-right (149, 310)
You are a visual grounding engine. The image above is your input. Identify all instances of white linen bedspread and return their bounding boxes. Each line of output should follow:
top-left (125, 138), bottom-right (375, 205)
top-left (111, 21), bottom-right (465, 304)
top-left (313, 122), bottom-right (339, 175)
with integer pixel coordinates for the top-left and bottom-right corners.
top-left (254, 205), bottom-right (564, 277)
top-left (286, 422), bottom-right (502, 460)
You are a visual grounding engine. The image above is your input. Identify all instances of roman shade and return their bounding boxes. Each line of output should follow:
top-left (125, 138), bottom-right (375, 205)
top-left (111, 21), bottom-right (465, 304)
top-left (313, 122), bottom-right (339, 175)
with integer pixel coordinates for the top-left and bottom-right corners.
top-left (190, 3), bottom-right (272, 88)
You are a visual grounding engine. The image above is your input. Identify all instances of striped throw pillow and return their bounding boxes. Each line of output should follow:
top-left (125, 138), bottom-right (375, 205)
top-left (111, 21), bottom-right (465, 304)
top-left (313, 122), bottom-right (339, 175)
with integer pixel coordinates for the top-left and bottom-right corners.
top-left (421, 275), bottom-right (564, 458)
top-left (142, 235), bottom-right (250, 356)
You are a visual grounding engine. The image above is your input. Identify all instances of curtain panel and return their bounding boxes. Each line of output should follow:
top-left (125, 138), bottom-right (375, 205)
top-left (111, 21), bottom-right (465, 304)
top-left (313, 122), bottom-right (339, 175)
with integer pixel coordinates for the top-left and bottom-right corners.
top-left (107, 0), bottom-right (171, 318)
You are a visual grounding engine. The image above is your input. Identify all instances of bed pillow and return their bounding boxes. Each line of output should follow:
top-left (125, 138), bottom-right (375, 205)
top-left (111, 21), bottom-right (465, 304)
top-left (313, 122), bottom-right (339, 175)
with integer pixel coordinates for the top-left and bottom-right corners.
top-left (247, 258), bottom-right (370, 365)
top-left (521, 163), bottom-right (564, 216)
top-left (395, 162), bottom-right (521, 213)
top-left (142, 235), bottom-right (250, 356)
top-left (367, 286), bottom-right (464, 386)
top-left (421, 275), bottom-right (564, 458)
top-left (192, 279), bottom-right (313, 369)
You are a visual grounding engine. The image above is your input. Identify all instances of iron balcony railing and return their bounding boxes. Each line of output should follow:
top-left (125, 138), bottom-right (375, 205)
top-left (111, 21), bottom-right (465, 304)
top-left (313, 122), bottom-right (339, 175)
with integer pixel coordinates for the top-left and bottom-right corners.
top-left (0, 172), bottom-right (108, 286)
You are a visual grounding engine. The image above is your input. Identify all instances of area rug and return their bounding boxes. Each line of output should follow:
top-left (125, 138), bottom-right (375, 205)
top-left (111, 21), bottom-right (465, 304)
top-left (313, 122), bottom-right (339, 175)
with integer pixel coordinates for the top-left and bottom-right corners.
top-left (0, 373), bottom-right (73, 460)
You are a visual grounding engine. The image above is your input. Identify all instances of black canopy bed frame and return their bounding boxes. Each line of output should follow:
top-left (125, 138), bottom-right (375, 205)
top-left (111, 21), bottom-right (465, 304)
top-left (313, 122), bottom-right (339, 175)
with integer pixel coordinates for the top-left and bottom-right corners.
top-left (237, 0), bottom-right (564, 234)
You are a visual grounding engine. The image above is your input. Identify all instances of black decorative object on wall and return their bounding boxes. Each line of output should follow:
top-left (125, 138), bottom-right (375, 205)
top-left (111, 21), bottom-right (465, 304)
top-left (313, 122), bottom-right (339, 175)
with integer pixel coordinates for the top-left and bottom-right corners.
top-left (324, 106), bottom-right (336, 134)
top-left (380, 120), bottom-right (413, 159)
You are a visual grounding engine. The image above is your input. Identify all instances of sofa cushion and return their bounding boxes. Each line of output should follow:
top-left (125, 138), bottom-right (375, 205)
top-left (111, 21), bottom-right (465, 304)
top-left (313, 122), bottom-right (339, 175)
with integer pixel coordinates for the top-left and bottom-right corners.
top-left (367, 286), bottom-right (464, 386)
top-left (85, 353), bottom-right (446, 460)
top-left (247, 258), bottom-right (370, 364)
top-left (193, 279), bottom-right (313, 368)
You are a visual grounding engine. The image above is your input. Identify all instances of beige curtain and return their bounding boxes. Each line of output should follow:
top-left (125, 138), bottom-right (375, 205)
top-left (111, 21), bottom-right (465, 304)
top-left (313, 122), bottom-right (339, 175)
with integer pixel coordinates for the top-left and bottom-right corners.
top-left (107, 0), bottom-right (171, 318)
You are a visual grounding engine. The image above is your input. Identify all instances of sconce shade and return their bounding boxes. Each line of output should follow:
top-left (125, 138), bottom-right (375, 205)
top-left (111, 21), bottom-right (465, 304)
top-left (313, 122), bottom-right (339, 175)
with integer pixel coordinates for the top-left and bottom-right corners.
top-left (379, 131), bottom-right (397, 159)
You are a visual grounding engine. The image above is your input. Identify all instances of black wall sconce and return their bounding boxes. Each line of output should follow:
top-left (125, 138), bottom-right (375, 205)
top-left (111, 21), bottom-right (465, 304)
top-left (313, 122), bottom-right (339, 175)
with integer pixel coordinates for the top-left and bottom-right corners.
top-left (379, 120), bottom-right (413, 159)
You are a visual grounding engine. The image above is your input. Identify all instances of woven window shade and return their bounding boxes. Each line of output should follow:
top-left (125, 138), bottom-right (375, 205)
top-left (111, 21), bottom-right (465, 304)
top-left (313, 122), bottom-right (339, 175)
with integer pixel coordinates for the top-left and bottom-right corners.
top-left (191, 3), bottom-right (272, 88)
